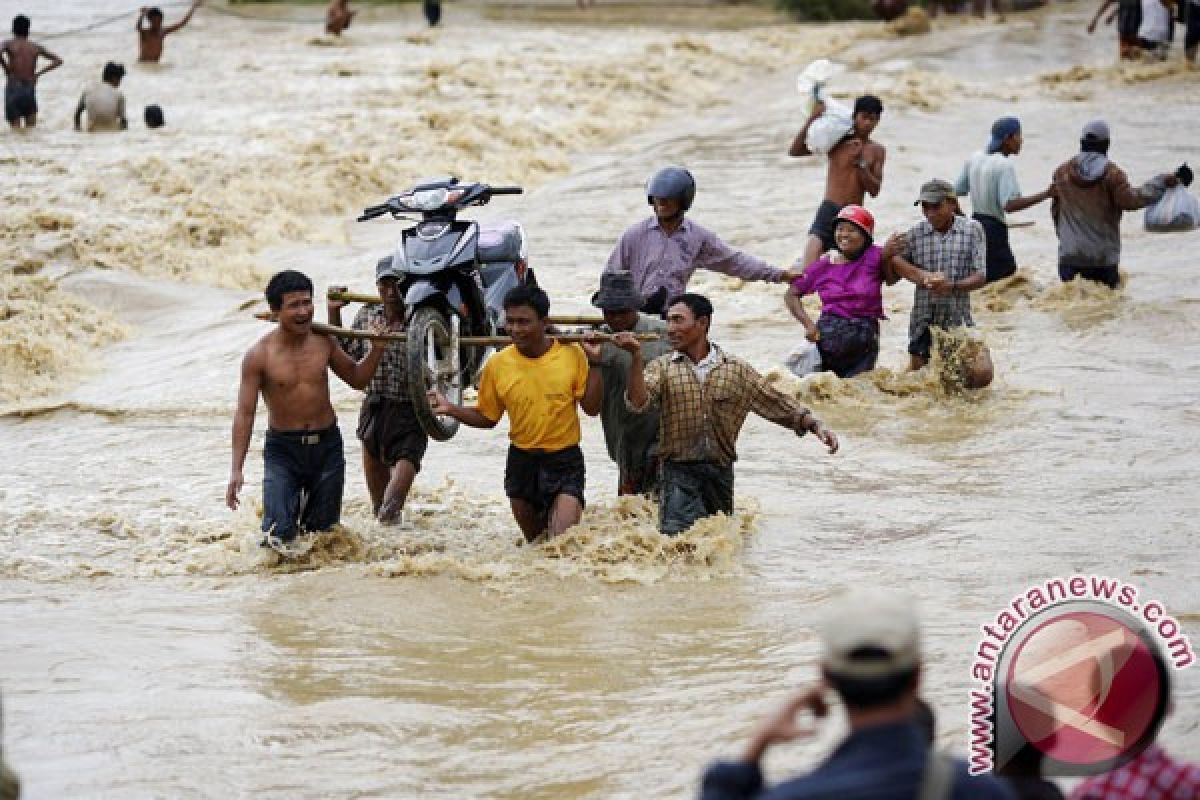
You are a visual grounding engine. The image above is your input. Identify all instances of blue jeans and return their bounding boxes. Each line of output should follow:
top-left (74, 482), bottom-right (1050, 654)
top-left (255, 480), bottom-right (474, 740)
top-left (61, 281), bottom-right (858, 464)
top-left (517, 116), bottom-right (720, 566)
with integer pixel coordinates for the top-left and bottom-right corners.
top-left (262, 424), bottom-right (345, 542)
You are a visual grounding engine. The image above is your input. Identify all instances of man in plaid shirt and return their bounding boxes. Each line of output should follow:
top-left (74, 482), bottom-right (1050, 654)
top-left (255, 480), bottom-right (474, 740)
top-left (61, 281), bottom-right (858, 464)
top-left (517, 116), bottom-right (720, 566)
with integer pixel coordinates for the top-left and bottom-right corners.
top-left (328, 257), bottom-right (425, 525)
top-left (1070, 744), bottom-right (1200, 799)
top-left (616, 293), bottom-right (839, 535)
top-left (890, 178), bottom-right (994, 388)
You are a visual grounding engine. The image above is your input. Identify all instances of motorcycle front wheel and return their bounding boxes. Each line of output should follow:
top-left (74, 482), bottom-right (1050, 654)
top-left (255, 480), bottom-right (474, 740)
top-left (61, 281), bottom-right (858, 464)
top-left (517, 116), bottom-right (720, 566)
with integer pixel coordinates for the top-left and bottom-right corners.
top-left (407, 306), bottom-right (462, 442)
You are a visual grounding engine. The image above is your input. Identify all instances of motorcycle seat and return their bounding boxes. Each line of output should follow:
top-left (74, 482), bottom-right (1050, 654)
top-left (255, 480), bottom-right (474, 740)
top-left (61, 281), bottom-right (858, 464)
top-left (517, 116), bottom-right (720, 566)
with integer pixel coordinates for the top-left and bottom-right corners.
top-left (477, 221), bottom-right (524, 265)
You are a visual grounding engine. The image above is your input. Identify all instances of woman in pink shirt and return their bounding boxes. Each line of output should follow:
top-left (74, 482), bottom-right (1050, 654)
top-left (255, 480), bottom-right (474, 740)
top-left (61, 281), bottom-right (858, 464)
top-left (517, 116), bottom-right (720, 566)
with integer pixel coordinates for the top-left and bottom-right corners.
top-left (784, 205), bottom-right (899, 378)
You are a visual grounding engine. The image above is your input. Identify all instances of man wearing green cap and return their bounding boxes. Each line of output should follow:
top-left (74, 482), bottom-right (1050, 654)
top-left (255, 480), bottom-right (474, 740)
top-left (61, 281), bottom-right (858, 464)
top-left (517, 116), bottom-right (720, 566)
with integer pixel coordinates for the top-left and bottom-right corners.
top-left (890, 179), bottom-right (993, 388)
top-left (955, 116), bottom-right (1055, 283)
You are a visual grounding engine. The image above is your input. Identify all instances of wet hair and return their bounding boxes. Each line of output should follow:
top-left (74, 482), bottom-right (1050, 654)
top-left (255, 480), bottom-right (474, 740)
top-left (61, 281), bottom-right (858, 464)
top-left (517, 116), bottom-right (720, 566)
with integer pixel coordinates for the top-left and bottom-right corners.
top-left (102, 62), bottom-right (125, 83)
top-left (503, 285), bottom-right (550, 319)
top-left (12, 15), bottom-right (30, 37)
top-left (147, 7), bottom-right (164, 22)
top-left (854, 95), bottom-right (884, 116)
top-left (666, 292), bottom-right (714, 323)
top-left (1081, 136), bottom-right (1110, 155)
top-left (824, 663), bottom-right (918, 710)
top-left (144, 104), bottom-right (164, 128)
top-left (265, 270), bottom-right (313, 311)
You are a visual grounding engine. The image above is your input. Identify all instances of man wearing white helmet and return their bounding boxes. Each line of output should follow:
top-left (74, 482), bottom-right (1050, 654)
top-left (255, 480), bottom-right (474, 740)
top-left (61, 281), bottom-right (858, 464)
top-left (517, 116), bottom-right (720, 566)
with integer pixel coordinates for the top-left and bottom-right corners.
top-left (605, 166), bottom-right (799, 315)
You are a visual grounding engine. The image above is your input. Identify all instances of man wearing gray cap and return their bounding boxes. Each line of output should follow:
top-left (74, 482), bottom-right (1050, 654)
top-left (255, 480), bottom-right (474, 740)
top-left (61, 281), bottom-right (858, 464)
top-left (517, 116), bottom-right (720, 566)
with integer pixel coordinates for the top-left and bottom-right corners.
top-left (954, 117), bottom-right (1055, 283)
top-left (889, 179), bottom-right (993, 388)
top-left (700, 591), bottom-right (1016, 799)
top-left (328, 257), bottom-right (425, 524)
top-left (588, 272), bottom-right (670, 496)
top-left (1050, 119), bottom-right (1184, 289)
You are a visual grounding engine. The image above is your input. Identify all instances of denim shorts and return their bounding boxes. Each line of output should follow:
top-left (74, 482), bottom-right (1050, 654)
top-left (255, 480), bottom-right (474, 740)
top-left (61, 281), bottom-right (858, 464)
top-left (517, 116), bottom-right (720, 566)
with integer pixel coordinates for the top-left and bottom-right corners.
top-left (262, 424), bottom-right (345, 542)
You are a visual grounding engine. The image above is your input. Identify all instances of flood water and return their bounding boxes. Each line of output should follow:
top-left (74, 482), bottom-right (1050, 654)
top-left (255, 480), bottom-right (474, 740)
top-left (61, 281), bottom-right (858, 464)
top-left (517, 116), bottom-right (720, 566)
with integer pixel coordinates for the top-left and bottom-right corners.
top-left (1, 1), bottom-right (1197, 797)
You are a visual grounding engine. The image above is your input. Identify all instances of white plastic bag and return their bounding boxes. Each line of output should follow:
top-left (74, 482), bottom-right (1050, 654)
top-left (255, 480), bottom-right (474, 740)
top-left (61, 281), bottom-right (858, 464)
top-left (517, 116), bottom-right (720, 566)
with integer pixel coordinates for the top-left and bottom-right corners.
top-left (1144, 186), bottom-right (1200, 232)
top-left (796, 58), bottom-right (838, 117)
top-left (804, 98), bottom-right (854, 156)
top-left (784, 340), bottom-right (823, 378)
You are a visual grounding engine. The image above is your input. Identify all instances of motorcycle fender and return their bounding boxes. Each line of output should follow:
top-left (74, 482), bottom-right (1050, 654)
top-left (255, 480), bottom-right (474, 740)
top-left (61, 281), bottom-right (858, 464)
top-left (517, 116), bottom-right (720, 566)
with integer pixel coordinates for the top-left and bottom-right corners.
top-left (406, 282), bottom-right (464, 317)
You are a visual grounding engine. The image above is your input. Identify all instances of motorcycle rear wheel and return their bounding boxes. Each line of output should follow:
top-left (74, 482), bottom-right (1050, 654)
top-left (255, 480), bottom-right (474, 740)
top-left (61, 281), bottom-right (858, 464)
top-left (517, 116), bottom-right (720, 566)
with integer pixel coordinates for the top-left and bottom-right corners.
top-left (406, 306), bottom-right (462, 442)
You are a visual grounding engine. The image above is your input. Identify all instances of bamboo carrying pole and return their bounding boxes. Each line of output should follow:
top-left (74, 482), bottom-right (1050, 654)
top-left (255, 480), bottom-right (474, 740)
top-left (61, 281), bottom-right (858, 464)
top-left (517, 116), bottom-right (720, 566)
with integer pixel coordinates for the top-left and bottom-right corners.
top-left (325, 289), bottom-right (606, 326)
top-left (253, 312), bottom-right (661, 346)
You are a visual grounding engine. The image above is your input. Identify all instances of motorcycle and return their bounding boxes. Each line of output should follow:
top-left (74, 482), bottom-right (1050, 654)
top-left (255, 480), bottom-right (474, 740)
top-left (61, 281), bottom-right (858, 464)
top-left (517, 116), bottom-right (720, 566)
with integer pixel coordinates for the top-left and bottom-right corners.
top-left (357, 177), bottom-right (533, 442)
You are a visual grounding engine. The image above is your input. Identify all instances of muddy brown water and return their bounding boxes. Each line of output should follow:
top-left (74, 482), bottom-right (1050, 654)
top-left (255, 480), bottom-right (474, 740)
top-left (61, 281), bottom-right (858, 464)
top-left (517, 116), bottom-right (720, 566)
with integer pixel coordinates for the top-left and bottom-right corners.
top-left (0, 2), bottom-right (1196, 797)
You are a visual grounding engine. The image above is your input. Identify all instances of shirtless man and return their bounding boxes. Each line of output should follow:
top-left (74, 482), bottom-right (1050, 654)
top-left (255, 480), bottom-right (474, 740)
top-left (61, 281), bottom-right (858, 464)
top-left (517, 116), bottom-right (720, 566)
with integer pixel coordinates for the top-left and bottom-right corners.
top-left (1, 15), bottom-right (62, 129)
top-left (789, 95), bottom-right (887, 268)
top-left (325, 0), bottom-right (357, 36)
top-left (137, 1), bottom-right (202, 64)
top-left (227, 270), bottom-right (389, 548)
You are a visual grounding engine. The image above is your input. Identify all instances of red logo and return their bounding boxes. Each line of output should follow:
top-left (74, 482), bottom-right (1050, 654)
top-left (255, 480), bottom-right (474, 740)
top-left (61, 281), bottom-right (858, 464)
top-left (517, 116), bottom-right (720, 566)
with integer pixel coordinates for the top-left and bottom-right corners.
top-left (999, 607), bottom-right (1167, 774)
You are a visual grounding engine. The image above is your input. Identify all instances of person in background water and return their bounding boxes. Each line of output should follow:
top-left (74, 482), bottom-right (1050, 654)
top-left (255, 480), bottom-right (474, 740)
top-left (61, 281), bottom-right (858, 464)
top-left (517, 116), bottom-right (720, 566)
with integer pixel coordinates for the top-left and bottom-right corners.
top-left (326, 0), bottom-right (356, 36)
top-left (605, 167), bottom-right (798, 316)
top-left (423, 0), bottom-right (443, 27)
top-left (1186, 0), bottom-right (1200, 62)
top-left (328, 258), bottom-right (425, 525)
top-left (785, 205), bottom-right (906, 379)
top-left (1088, 0), bottom-right (1143, 59)
top-left (1, 14), bottom-right (62, 130)
top-left (227, 270), bottom-right (387, 550)
top-left (699, 591), bottom-right (1016, 800)
top-left (137, 1), bottom-right (203, 63)
top-left (954, 117), bottom-right (1055, 284)
top-left (618, 293), bottom-right (837, 536)
top-left (429, 286), bottom-right (603, 542)
top-left (789, 95), bottom-right (887, 268)
top-left (1050, 119), bottom-right (1184, 290)
top-left (74, 62), bottom-right (127, 132)
top-left (587, 272), bottom-right (670, 496)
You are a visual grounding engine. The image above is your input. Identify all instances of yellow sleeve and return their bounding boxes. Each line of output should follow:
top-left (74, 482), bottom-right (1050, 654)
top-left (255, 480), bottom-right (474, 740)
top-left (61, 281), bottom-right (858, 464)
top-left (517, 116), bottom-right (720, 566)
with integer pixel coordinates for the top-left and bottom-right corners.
top-left (569, 343), bottom-right (588, 401)
top-left (474, 355), bottom-right (505, 422)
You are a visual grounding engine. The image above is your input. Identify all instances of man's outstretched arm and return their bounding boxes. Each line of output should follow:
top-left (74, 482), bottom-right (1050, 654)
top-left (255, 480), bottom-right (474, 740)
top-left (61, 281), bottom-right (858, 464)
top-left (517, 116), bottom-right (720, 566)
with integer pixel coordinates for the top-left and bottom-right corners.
top-left (227, 346), bottom-right (264, 510)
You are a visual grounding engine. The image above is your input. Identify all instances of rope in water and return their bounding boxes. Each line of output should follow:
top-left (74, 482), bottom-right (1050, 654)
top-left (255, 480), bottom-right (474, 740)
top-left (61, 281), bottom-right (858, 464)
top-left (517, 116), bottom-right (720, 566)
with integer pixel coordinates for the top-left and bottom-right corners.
top-left (40, 3), bottom-right (192, 40)
top-left (38, 2), bottom-right (323, 40)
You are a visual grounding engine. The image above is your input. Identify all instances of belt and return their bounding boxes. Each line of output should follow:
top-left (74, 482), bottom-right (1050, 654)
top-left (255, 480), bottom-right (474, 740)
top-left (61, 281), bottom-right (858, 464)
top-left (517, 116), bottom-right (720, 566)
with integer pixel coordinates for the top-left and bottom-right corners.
top-left (269, 424), bottom-right (337, 445)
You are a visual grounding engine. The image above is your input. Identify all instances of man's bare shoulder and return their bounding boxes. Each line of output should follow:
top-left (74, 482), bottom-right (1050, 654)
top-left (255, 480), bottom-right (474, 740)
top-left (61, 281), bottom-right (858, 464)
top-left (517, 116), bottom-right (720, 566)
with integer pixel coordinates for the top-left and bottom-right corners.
top-left (865, 140), bottom-right (886, 156)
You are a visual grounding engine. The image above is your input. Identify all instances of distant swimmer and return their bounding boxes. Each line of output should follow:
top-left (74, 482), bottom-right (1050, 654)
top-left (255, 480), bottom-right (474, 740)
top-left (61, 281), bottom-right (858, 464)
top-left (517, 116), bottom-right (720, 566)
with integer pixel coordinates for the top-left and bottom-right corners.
top-left (954, 117), bottom-right (1055, 284)
top-left (785, 205), bottom-right (907, 379)
top-left (888, 179), bottom-right (993, 388)
top-left (328, 258), bottom-right (426, 525)
top-left (587, 272), bottom-right (671, 496)
top-left (789, 95), bottom-right (887, 268)
top-left (428, 286), bottom-right (603, 543)
top-left (137, 1), bottom-right (203, 64)
top-left (325, 0), bottom-right (357, 36)
top-left (74, 62), bottom-right (127, 132)
top-left (227, 270), bottom-right (387, 550)
top-left (1, 14), bottom-right (63, 130)
top-left (616, 293), bottom-right (837, 536)
top-left (1050, 120), bottom-right (1184, 290)
top-left (606, 167), bottom-right (799, 316)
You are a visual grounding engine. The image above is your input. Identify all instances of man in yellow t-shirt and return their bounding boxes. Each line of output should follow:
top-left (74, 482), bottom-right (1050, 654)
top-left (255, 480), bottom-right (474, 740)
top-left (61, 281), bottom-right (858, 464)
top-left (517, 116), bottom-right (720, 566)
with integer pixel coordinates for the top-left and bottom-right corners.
top-left (429, 286), bottom-right (602, 542)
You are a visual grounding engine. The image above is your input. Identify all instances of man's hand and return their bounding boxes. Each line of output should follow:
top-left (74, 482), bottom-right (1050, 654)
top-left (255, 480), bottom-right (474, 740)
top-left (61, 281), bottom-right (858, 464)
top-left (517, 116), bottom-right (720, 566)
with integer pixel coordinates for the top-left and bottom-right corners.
top-left (1087, 20), bottom-right (1096, 33)
top-left (882, 232), bottom-right (906, 260)
top-left (813, 422), bottom-right (839, 454)
top-left (327, 285), bottom-right (348, 314)
top-left (809, 100), bottom-right (826, 119)
top-left (611, 331), bottom-right (642, 356)
top-left (581, 332), bottom-right (605, 365)
top-left (427, 389), bottom-right (452, 415)
top-left (804, 324), bottom-right (820, 343)
top-left (780, 266), bottom-right (803, 283)
top-left (922, 271), bottom-right (948, 292)
top-left (366, 320), bottom-right (390, 341)
top-left (226, 470), bottom-right (243, 511)
top-left (1163, 173), bottom-right (1180, 189)
top-left (741, 684), bottom-right (830, 763)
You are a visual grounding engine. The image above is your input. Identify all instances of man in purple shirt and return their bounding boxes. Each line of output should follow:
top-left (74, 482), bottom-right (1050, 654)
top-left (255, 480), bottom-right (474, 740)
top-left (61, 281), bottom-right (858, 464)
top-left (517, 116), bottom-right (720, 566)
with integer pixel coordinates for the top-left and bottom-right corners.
top-left (605, 167), bottom-right (798, 315)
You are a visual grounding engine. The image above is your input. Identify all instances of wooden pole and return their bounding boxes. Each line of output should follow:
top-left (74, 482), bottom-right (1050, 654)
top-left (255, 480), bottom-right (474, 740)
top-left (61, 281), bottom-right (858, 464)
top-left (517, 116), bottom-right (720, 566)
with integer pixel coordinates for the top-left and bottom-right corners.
top-left (253, 312), bottom-right (661, 345)
top-left (325, 289), bottom-right (606, 326)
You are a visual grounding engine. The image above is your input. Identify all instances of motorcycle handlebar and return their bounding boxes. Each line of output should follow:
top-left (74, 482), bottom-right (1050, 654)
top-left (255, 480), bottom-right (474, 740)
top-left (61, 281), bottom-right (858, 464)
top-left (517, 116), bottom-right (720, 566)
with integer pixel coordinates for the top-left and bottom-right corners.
top-left (357, 203), bottom-right (390, 222)
top-left (489, 186), bottom-right (523, 195)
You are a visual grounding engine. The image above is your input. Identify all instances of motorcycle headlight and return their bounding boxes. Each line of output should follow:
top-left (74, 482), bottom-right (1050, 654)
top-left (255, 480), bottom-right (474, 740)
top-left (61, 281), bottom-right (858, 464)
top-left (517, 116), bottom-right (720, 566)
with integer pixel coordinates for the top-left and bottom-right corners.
top-left (408, 188), bottom-right (448, 211)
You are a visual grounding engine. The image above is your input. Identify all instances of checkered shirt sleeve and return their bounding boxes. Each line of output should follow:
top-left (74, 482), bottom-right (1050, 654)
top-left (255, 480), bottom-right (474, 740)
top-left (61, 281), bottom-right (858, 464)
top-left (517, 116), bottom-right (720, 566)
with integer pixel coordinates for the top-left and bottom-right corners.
top-left (629, 349), bottom-right (811, 465)
top-left (906, 216), bottom-right (985, 338)
top-left (1070, 746), bottom-right (1200, 800)
top-left (341, 305), bottom-right (410, 402)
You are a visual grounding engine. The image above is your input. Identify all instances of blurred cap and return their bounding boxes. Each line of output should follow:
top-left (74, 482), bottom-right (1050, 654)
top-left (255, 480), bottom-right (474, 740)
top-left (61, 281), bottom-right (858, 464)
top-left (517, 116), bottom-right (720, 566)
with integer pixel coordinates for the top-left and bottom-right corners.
top-left (1082, 119), bottom-right (1111, 141)
top-left (914, 178), bottom-right (956, 206)
top-left (987, 116), bottom-right (1021, 153)
top-left (375, 255), bottom-right (402, 281)
top-left (821, 590), bottom-right (921, 679)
